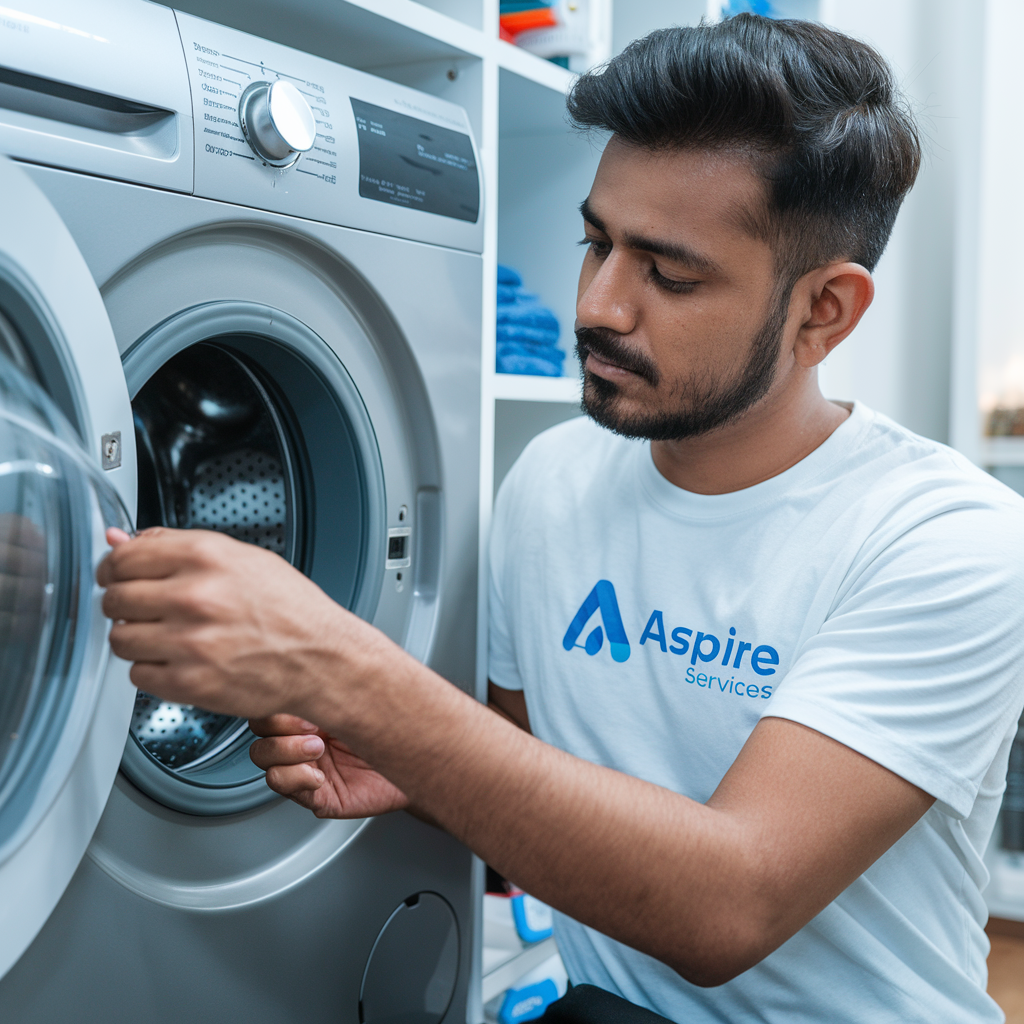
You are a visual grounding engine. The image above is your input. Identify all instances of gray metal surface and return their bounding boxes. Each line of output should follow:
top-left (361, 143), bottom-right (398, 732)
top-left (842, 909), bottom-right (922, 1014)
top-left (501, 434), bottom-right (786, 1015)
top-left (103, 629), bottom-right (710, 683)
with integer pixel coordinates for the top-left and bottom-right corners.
top-left (360, 892), bottom-right (460, 1024)
top-left (0, 163), bottom-right (480, 1022)
top-left (0, 806), bottom-right (474, 1024)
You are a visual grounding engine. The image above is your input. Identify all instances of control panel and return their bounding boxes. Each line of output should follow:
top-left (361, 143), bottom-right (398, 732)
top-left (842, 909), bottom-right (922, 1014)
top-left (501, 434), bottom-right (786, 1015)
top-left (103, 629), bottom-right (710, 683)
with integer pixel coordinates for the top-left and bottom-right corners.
top-left (174, 12), bottom-right (483, 253)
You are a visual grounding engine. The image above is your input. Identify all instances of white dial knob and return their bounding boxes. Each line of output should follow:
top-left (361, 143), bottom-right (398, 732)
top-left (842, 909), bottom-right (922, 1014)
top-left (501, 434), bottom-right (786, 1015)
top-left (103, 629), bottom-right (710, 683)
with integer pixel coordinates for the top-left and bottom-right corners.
top-left (239, 80), bottom-right (317, 168)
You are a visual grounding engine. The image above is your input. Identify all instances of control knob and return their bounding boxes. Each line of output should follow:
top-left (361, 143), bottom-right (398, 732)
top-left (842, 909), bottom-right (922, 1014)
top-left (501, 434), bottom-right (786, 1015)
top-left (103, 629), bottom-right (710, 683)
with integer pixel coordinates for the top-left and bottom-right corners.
top-left (239, 80), bottom-right (316, 168)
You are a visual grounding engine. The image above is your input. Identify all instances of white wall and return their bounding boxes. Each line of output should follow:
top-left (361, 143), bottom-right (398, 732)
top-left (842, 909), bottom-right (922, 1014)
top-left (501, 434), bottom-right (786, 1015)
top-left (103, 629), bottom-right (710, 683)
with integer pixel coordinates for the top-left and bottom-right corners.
top-left (612, 0), bottom-right (706, 52)
top-left (816, 0), bottom-right (982, 443)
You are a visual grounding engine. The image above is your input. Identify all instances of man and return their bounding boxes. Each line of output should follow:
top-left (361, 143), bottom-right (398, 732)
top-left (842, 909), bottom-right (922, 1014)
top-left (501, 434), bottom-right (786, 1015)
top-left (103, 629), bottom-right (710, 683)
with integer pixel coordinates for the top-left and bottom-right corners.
top-left (99, 15), bottom-right (1024, 1023)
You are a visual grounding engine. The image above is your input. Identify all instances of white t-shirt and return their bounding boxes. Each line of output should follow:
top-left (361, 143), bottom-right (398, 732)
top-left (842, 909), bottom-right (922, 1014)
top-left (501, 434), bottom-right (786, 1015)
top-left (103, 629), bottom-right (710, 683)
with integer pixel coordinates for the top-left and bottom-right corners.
top-left (488, 402), bottom-right (1024, 1024)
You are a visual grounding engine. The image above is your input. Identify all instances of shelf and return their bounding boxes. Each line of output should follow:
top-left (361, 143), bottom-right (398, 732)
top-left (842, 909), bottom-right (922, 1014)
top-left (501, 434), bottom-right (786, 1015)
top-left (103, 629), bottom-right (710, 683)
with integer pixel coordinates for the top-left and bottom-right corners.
top-left (411, 0), bottom-right (484, 31)
top-left (496, 40), bottom-right (576, 96)
top-left (492, 373), bottom-right (581, 403)
top-left (173, 0), bottom-right (486, 73)
top-left (981, 437), bottom-right (1024, 467)
top-left (481, 936), bottom-right (559, 1004)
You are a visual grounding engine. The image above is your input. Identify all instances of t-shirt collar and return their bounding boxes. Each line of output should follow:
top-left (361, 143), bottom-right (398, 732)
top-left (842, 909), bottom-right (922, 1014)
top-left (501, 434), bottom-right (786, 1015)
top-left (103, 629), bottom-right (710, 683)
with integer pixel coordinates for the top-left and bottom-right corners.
top-left (636, 400), bottom-right (873, 520)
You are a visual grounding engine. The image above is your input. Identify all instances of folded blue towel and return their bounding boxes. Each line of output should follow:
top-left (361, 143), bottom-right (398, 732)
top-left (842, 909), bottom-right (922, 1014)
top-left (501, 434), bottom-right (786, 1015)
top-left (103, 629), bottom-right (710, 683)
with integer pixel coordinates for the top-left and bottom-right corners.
top-left (497, 353), bottom-right (564, 377)
top-left (497, 265), bottom-right (522, 287)
top-left (497, 323), bottom-right (561, 346)
top-left (497, 341), bottom-right (566, 364)
top-left (497, 305), bottom-right (559, 332)
top-left (496, 265), bottom-right (564, 376)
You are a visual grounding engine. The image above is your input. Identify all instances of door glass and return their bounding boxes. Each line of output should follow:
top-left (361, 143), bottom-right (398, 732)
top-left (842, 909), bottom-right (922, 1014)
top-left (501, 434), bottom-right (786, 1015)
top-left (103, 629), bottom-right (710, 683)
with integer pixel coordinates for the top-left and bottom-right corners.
top-left (129, 343), bottom-right (299, 778)
top-left (0, 352), bottom-right (131, 854)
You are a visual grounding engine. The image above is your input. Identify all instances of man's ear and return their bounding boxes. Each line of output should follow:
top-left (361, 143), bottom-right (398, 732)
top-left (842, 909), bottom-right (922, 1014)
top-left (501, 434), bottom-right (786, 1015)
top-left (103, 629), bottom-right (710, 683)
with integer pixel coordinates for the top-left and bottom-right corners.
top-left (791, 263), bottom-right (874, 369)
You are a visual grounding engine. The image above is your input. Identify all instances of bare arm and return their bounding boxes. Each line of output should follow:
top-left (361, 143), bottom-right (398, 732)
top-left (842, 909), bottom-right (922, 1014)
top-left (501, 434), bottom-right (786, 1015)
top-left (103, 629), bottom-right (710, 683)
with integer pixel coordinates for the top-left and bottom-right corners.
top-left (99, 529), bottom-right (934, 986)
top-left (312, 658), bottom-right (933, 985)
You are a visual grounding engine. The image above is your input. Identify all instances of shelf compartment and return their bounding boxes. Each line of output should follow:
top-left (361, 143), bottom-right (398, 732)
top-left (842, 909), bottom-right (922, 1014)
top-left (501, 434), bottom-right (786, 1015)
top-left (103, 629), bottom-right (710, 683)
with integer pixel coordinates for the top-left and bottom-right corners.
top-left (482, 936), bottom-right (559, 1004)
top-left (411, 0), bottom-right (484, 30)
top-left (497, 66), bottom-right (604, 385)
top-left (492, 373), bottom-right (580, 402)
top-left (496, 40), bottom-right (575, 97)
top-left (981, 437), bottom-right (1024, 467)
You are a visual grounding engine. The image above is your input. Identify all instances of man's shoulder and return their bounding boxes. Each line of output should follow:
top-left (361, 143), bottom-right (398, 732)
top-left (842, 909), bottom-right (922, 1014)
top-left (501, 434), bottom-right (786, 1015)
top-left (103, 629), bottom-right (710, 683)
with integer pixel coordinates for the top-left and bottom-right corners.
top-left (856, 405), bottom-right (1023, 512)
top-left (840, 406), bottom-right (1024, 569)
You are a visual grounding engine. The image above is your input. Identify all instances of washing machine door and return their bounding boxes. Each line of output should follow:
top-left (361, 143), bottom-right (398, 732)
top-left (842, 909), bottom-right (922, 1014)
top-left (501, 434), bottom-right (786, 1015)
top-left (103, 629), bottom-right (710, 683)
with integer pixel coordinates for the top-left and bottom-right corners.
top-left (0, 156), bottom-right (136, 979)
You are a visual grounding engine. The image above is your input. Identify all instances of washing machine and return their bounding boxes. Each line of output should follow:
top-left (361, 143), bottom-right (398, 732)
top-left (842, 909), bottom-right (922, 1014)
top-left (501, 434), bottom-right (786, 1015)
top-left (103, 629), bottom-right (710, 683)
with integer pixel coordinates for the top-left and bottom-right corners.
top-left (0, 2), bottom-right (482, 1020)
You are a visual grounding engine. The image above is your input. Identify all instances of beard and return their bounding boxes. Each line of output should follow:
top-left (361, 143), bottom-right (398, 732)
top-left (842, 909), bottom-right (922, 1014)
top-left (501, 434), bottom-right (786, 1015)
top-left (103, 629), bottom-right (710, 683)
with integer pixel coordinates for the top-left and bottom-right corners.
top-left (575, 293), bottom-right (788, 442)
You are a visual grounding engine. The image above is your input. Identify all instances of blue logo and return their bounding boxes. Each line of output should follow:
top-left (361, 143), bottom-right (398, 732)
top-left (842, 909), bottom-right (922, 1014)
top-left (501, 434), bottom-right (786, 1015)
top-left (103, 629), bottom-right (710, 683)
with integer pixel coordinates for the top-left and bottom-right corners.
top-left (562, 580), bottom-right (630, 662)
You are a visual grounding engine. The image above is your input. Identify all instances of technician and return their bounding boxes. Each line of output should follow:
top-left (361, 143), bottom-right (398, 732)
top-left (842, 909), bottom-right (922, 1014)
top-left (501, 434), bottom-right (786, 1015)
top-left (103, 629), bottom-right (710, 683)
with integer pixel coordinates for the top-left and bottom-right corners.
top-left (99, 15), bottom-right (1024, 1023)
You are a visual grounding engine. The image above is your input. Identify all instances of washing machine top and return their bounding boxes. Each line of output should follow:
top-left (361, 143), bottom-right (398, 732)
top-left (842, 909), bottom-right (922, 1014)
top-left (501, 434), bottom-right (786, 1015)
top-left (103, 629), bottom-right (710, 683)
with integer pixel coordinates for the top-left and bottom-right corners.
top-left (0, 1), bottom-right (483, 252)
top-left (0, 0), bottom-right (194, 192)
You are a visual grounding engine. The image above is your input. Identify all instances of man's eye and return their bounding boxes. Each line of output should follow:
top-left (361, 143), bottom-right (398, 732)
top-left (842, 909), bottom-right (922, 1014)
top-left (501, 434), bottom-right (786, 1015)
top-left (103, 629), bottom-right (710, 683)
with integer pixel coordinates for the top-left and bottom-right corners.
top-left (579, 237), bottom-right (611, 259)
top-left (650, 266), bottom-right (698, 294)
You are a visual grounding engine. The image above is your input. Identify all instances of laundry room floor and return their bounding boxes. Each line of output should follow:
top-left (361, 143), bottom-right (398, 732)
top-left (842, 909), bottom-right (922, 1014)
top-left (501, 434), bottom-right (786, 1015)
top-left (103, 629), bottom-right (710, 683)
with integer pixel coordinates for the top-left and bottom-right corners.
top-left (988, 920), bottom-right (1024, 1022)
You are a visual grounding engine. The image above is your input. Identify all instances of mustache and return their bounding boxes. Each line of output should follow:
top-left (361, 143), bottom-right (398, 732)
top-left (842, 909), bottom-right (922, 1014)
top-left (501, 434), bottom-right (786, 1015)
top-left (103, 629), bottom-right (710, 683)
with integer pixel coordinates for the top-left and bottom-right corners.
top-left (574, 326), bottom-right (660, 387)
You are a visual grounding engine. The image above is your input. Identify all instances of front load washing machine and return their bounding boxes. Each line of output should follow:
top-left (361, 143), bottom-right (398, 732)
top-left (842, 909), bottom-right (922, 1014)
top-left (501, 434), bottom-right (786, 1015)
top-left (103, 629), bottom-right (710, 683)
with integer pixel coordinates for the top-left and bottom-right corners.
top-left (0, 2), bottom-right (482, 1021)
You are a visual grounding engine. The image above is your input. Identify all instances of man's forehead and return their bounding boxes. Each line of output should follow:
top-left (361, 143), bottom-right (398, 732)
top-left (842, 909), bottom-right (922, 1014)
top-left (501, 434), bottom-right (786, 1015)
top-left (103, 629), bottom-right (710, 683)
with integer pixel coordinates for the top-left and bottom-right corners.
top-left (587, 138), bottom-right (770, 247)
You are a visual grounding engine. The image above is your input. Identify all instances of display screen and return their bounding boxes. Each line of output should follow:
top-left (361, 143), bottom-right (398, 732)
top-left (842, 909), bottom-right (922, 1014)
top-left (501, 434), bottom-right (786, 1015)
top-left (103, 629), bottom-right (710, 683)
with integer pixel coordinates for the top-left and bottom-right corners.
top-left (351, 98), bottom-right (479, 223)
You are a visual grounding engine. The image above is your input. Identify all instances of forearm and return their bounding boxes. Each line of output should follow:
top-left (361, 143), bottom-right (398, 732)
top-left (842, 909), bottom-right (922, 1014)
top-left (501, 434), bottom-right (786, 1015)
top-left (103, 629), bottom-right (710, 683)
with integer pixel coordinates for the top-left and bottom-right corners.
top-left (293, 645), bottom-right (771, 984)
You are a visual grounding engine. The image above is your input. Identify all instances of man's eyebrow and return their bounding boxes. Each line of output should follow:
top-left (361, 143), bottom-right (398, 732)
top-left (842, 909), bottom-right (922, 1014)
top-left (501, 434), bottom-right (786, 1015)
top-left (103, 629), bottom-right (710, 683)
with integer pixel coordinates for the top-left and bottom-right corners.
top-left (578, 197), bottom-right (721, 276)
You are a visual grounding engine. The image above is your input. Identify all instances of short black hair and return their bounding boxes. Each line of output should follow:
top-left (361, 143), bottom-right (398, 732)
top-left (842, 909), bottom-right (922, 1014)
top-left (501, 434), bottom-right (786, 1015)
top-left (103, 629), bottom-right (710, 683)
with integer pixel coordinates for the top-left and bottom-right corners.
top-left (567, 14), bottom-right (920, 279)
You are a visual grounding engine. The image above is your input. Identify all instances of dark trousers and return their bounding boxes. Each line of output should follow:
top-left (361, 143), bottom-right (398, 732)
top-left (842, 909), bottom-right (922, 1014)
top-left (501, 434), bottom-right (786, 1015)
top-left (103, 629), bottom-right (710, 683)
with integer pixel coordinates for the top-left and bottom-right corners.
top-left (539, 985), bottom-right (677, 1024)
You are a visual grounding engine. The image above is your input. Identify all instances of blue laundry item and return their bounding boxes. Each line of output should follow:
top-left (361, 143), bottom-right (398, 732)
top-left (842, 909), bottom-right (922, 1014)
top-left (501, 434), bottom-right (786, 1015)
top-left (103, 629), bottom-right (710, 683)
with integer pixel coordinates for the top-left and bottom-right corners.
top-left (496, 264), bottom-right (564, 376)
top-left (500, 1), bottom-right (552, 12)
top-left (496, 352), bottom-right (563, 377)
top-left (497, 305), bottom-right (559, 332)
top-left (497, 339), bottom-right (565, 361)
top-left (497, 324), bottom-right (561, 346)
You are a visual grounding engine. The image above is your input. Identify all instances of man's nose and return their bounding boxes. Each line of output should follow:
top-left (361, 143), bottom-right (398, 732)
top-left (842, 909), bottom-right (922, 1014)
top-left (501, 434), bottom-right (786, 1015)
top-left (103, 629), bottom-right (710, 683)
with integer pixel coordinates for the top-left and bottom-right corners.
top-left (576, 252), bottom-right (639, 336)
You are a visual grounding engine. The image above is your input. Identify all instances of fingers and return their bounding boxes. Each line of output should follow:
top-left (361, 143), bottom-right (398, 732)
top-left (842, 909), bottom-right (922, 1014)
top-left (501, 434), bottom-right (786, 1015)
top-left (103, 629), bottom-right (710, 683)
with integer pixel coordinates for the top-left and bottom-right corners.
top-left (109, 620), bottom-right (203, 663)
top-left (0, 540), bottom-right (46, 577)
top-left (106, 527), bottom-right (132, 547)
top-left (0, 513), bottom-right (46, 553)
top-left (102, 579), bottom-right (182, 622)
top-left (97, 528), bottom-right (234, 586)
top-left (249, 714), bottom-right (321, 738)
top-left (263, 763), bottom-right (326, 799)
top-left (249, 733), bottom-right (325, 770)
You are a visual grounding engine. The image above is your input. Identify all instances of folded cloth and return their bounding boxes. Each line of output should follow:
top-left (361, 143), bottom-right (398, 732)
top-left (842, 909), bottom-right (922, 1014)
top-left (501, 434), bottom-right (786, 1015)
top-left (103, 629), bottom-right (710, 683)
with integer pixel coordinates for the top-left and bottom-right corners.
top-left (496, 352), bottom-right (564, 377)
top-left (497, 324), bottom-right (561, 346)
top-left (497, 340), bottom-right (566, 362)
top-left (497, 305), bottom-right (560, 332)
top-left (496, 264), bottom-right (565, 376)
top-left (539, 985), bottom-right (677, 1024)
top-left (497, 264), bottom-right (523, 287)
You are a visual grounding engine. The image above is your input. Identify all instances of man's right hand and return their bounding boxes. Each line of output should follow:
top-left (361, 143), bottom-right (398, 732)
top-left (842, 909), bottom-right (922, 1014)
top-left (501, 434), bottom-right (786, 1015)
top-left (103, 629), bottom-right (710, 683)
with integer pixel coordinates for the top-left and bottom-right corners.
top-left (248, 714), bottom-right (410, 819)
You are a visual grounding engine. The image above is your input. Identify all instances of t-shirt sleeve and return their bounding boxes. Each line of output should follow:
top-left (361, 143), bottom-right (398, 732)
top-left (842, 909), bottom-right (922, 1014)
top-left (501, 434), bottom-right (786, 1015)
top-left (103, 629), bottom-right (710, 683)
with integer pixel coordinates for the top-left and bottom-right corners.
top-left (488, 462), bottom-right (525, 692)
top-left (764, 502), bottom-right (1024, 819)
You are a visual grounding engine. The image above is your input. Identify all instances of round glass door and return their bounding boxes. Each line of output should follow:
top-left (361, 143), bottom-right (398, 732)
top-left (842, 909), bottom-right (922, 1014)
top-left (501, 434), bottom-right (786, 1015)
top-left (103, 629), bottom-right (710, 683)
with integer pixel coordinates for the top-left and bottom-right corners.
top-left (0, 353), bottom-right (132, 859)
top-left (120, 303), bottom-right (386, 816)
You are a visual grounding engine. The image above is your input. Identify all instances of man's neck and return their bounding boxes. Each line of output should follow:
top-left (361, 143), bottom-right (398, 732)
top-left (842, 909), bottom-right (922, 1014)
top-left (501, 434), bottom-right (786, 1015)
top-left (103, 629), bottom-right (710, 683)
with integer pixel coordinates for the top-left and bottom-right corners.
top-left (649, 384), bottom-right (850, 495)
